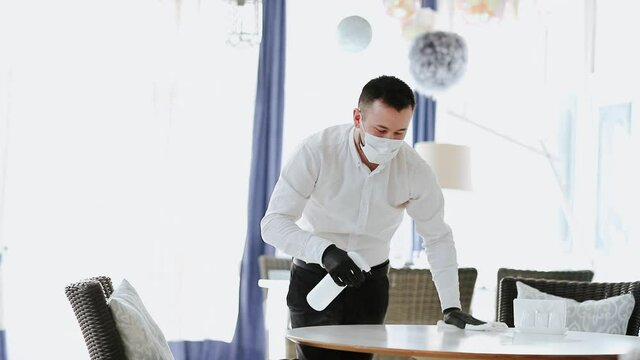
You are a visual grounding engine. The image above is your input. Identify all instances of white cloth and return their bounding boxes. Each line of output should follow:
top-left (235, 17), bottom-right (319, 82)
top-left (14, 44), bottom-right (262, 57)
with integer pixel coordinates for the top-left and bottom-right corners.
top-left (620, 346), bottom-right (640, 360)
top-left (261, 124), bottom-right (461, 310)
top-left (437, 320), bottom-right (509, 331)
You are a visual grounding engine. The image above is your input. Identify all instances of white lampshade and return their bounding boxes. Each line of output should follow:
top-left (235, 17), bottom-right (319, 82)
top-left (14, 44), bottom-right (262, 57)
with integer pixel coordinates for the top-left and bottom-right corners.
top-left (414, 142), bottom-right (472, 191)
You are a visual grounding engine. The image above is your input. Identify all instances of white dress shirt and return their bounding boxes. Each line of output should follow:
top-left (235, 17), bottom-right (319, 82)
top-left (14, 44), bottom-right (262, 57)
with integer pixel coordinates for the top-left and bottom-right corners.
top-left (260, 124), bottom-right (461, 310)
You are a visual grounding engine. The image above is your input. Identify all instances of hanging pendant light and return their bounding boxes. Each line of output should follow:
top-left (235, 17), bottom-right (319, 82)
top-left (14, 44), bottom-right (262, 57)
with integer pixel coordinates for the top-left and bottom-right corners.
top-left (401, 7), bottom-right (437, 40)
top-left (226, 0), bottom-right (262, 47)
top-left (382, 0), bottom-right (420, 20)
top-left (456, 0), bottom-right (509, 24)
top-left (408, 30), bottom-right (468, 95)
top-left (336, 15), bottom-right (373, 53)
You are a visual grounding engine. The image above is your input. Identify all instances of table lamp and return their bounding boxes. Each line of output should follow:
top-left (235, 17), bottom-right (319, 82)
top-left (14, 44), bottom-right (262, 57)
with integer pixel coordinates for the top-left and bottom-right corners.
top-left (414, 142), bottom-right (472, 191)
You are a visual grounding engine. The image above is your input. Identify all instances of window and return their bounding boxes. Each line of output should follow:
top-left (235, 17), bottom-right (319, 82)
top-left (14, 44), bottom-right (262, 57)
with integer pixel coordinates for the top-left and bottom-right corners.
top-left (435, 0), bottom-right (589, 319)
top-left (0, 1), bottom-right (258, 358)
top-left (596, 102), bottom-right (633, 251)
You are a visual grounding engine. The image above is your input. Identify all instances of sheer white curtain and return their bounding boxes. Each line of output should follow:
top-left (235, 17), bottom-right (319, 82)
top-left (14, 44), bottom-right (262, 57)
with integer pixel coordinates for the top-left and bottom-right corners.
top-left (582, 0), bottom-right (640, 281)
top-left (434, 1), bottom-right (591, 320)
top-left (435, 1), bottom-right (640, 300)
top-left (0, 1), bottom-right (258, 358)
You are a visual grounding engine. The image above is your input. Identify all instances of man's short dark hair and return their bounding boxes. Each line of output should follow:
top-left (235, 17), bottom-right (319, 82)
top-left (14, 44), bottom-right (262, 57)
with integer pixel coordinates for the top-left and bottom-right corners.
top-left (358, 75), bottom-right (415, 112)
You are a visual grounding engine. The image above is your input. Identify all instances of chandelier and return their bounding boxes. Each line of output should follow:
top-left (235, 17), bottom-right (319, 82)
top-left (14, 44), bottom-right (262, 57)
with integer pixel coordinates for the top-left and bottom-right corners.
top-left (226, 0), bottom-right (262, 47)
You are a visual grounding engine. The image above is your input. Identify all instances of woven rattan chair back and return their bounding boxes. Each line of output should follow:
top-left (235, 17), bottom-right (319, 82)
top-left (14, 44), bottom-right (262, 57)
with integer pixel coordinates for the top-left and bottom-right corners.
top-left (65, 276), bottom-right (127, 360)
top-left (498, 277), bottom-right (640, 336)
top-left (384, 267), bottom-right (477, 325)
top-left (258, 255), bottom-right (293, 280)
top-left (494, 268), bottom-right (594, 320)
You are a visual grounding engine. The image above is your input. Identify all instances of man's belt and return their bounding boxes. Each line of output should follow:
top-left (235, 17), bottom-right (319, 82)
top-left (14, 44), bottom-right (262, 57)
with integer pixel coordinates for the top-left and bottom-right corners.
top-left (292, 258), bottom-right (390, 279)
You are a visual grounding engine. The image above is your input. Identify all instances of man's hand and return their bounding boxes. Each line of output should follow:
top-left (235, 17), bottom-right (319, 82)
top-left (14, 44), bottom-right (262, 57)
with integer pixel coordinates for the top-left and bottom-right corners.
top-left (321, 245), bottom-right (365, 287)
top-left (443, 308), bottom-right (486, 329)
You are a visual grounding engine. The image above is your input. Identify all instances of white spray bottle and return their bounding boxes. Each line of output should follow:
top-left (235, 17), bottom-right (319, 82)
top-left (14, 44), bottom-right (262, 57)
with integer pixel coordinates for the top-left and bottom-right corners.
top-left (306, 251), bottom-right (370, 311)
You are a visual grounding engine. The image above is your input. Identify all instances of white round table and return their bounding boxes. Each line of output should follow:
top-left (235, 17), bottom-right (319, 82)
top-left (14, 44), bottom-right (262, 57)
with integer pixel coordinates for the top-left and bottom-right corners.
top-left (287, 324), bottom-right (640, 359)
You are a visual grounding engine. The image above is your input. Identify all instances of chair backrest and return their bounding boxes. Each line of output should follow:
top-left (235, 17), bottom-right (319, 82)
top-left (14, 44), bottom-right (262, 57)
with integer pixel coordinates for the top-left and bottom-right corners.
top-left (494, 268), bottom-right (594, 320)
top-left (497, 277), bottom-right (640, 336)
top-left (384, 267), bottom-right (477, 325)
top-left (65, 276), bottom-right (127, 360)
top-left (258, 255), bottom-right (293, 280)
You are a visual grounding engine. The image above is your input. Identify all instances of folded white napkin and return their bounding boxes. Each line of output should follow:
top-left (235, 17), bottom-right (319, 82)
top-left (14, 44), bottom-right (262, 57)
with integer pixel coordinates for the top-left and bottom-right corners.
top-left (437, 320), bottom-right (508, 331)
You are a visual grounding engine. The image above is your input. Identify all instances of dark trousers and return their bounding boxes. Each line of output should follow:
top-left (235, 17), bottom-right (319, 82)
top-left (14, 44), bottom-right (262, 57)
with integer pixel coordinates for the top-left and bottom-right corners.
top-left (287, 259), bottom-right (390, 360)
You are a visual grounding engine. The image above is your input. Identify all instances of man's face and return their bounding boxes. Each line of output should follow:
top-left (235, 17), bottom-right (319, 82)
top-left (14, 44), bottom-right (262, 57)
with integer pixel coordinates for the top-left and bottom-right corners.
top-left (353, 99), bottom-right (413, 141)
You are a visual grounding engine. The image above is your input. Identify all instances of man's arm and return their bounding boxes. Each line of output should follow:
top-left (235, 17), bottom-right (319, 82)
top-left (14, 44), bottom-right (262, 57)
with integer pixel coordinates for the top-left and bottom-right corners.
top-left (405, 162), bottom-right (461, 311)
top-left (406, 161), bottom-right (485, 328)
top-left (260, 143), bottom-right (332, 265)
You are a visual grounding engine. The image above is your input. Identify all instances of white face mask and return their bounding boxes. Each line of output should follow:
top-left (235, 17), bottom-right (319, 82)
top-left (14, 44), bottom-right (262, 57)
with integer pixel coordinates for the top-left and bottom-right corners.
top-left (360, 122), bottom-right (404, 164)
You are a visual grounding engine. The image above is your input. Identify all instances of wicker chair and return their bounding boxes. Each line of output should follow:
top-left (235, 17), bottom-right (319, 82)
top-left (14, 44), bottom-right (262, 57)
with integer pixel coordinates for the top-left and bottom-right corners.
top-left (65, 276), bottom-right (127, 360)
top-left (497, 277), bottom-right (640, 336)
top-left (258, 254), bottom-right (293, 280)
top-left (494, 268), bottom-right (594, 320)
top-left (374, 268), bottom-right (477, 360)
top-left (384, 267), bottom-right (478, 324)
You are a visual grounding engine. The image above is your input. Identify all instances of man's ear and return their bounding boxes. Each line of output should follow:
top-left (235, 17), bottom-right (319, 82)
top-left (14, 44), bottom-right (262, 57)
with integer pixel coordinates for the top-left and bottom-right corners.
top-left (353, 108), bottom-right (362, 127)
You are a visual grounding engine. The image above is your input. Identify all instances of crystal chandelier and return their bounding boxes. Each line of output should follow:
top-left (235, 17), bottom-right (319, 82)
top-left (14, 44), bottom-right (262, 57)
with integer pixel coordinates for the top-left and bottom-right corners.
top-left (226, 0), bottom-right (262, 47)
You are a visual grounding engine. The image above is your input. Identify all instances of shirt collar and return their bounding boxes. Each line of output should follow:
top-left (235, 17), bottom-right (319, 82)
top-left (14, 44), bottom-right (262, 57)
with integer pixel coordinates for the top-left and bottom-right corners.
top-left (348, 126), bottom-right (388, 173)
top-left (348, 126), bottom-right (363, 168)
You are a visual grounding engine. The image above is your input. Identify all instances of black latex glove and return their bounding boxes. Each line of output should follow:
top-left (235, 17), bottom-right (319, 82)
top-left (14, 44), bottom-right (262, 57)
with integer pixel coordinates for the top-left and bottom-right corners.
top-left (321, 245), bottom-right (366, 287)
top-left (443, 307), bottom-right (486, 329)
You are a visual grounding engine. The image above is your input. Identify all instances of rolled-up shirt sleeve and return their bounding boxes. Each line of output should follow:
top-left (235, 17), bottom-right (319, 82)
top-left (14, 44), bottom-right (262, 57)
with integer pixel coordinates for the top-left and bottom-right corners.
top-left (405, 161), bottom-right (461, 311)
top-left (260, 143), bottom-right (333, 265)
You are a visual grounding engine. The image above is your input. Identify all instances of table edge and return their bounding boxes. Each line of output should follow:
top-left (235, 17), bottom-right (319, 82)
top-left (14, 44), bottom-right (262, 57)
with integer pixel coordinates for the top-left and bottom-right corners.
top-left (286, 330), bottom-right (620, 360)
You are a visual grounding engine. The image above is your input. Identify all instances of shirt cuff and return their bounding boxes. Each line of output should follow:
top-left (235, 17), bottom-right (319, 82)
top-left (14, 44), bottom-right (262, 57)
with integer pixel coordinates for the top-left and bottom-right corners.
top-left (440, 296), bottom-right (462, 312)
top-left (432, 266), bottom-right (462, 311)
top-left (306, 235), bottom-right (333, 265)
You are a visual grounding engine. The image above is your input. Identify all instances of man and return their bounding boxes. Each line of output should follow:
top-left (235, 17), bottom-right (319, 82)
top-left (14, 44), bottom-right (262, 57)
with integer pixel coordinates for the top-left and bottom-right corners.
top-left (261, 75), bottom-right (484, 360)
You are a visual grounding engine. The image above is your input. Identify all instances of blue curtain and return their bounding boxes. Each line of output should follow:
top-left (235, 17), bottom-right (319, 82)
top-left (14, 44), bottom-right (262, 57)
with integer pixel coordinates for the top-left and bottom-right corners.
top-left (411, 92), bottom-right (437, 254)
top-left (0, 252), bottom-right (5, 360)
top-left (0, 331), bottom-right (5, 360)
top-left (411, 0), bottom-right (438, 255)
top-left (412, 90), bottom-right (436, 144)
top-left (170, 1), bottom-right (286, 359)
top-left (231, 0), bottom-right (286, 357)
